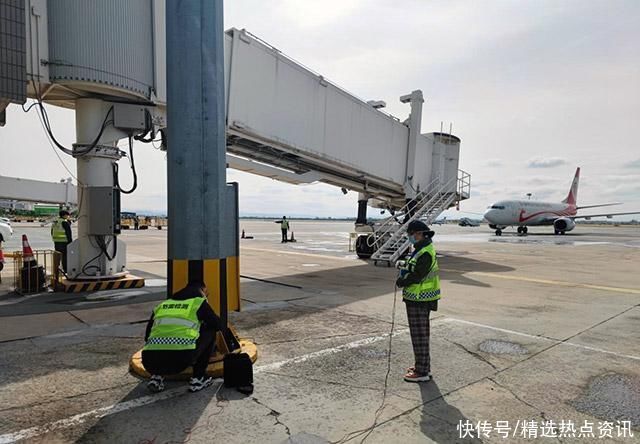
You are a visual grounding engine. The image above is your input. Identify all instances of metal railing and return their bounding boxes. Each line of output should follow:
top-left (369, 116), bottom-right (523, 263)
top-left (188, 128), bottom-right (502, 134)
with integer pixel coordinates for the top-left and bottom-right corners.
top-left (366, 175), bottom-right (443, 251)
top-left (10, 250), bottom-right (61, 294)
top-left (370, 174), bottom-right (460, 264)
top-left (458, 169), bottom-right (471, 201)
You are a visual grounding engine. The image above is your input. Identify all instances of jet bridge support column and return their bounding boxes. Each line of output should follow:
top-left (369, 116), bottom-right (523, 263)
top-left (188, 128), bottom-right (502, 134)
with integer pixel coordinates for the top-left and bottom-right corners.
top-left (130, 0), bottom-right (256, 379)
top-left (356, 193), bottom-right (369, 225)
top-left (66, 99), bottom-right (128, 281)
top-left (400, 90), bottom-right (424, 201)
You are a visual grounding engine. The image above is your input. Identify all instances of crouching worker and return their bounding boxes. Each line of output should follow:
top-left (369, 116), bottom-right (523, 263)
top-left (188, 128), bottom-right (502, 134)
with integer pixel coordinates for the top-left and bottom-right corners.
top-left (142, 281), bottom-right (221, 393)
top-left (395, 220), bottom-right (440, 383)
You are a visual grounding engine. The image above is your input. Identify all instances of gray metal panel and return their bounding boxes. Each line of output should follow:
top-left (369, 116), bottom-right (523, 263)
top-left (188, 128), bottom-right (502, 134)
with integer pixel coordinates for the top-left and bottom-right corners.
top-left (87, 187), bottom-right (114, 235)
top-left (46, 0), bottom-right (154, 98)
top-left (0, 0), bottom-right (27, 107)
top-left (113, 103), bottom-right (147, 130)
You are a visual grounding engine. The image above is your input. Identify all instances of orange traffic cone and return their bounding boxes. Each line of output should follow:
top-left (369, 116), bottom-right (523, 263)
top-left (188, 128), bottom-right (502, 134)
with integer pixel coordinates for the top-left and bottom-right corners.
top-left (22, 234), bottom-right (37, 268)
top-left (289, 232), bottom-right (297, 242)
top-left (20, 234), bottom-right (45, 293)
top-left (241, 229), bottom-right (245, 239)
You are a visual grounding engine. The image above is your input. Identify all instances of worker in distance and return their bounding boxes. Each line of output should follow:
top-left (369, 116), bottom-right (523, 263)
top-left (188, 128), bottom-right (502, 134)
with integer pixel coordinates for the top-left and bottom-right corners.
top-left (276, 215), bottom-right (290, 243)
top-left (395, 220), bottom-right (440, 382)
top-left (51, 209), bottom-right (72, 273)
top-left (142, 281), bottom-right (221, 393)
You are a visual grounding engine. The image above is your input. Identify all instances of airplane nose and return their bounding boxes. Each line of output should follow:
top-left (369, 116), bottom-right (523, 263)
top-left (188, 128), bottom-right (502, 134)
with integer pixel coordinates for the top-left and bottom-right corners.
top-left (483, 209), bottom-right (495, 222)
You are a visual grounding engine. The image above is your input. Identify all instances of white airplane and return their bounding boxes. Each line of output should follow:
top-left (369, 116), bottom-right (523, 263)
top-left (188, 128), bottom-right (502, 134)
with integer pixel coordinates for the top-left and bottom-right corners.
top-left (483, 167), bottom-right (640, 236)
top-left (433, 217), bottom-right (447, 225)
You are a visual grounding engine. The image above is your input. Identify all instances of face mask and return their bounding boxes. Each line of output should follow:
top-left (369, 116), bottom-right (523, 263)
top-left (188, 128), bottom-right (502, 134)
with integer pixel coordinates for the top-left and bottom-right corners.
top-left (408, 235), bottom-right (417, 245)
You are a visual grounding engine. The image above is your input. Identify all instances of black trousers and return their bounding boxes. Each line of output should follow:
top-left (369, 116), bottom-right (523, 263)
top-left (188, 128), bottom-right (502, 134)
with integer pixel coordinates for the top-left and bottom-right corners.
top-left (54, 242), bottom-right (68, 272)
top-left (281, 229), bottom-right (288, 242)
top-left (142, 328), bottom-right (216, 378)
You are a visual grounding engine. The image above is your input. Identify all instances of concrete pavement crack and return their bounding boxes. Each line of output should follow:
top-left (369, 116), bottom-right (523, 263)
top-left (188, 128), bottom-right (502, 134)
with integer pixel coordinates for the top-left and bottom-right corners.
top-left (487, 377), bottom-right (564, 444)
top-left (443, 338), bottom-right (499, 370)
top-left (66, 311), bottom-right (90, 326)
top-left (251, 397), bottom-right (292, 437)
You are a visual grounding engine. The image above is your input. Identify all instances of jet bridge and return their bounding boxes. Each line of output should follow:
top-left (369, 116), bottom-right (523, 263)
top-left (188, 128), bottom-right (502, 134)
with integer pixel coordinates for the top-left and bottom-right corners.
top-left (3, 2), bottom-right (469, 273)
top-left (223, 29), bottom-right (464, 210)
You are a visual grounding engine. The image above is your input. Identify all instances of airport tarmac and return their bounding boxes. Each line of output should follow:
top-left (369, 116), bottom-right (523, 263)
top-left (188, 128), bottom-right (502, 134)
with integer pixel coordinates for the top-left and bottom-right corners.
top-left (0, 221), bottom-right (639, 443)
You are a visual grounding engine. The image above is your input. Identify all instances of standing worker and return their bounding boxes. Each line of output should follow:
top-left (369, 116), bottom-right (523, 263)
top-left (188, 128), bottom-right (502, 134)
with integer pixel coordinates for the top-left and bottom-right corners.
top-left (395, 220), bottom-right (440, 383)
top-left (51, 210), bottom-right (72, 273)
top-left (278, 216), bottom-right (290, 243)
top-left (142, 281), bottom-right (221, 393)
top-left (134, 216), bottom-right (140, 231)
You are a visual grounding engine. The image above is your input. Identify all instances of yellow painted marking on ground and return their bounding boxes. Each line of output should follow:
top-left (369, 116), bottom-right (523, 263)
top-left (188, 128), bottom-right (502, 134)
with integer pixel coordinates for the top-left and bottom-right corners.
top-left (443, 269), bottom-right (640, 295)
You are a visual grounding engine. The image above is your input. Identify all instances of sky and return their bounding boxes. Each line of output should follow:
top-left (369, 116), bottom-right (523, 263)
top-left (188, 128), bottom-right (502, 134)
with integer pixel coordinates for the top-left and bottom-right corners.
top-left (1, 0), bottom-right (639, 219)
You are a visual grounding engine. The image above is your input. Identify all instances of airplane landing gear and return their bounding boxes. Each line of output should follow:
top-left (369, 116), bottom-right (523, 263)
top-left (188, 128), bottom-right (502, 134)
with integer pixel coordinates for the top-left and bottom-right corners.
top-left (517, 226), bottom-right (528, 235)
top-left (495, 229), bottom-right (502, 236)
top-left (554, 230), bottom-right (566, 235)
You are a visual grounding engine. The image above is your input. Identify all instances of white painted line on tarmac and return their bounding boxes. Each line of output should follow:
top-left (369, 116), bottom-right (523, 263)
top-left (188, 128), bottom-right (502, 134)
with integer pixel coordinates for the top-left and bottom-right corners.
top-left (0, 330), bottom-right (408, 443)
top-left (446, 318), bottom-right (640, 361)
top-left (255, 328), bottom-right (409, 373)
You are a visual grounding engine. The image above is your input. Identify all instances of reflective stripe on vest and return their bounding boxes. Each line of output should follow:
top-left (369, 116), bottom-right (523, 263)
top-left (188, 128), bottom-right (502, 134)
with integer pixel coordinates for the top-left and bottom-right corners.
top-left (51, 218), bottom-right (68, 243)
top-left (143, 297), bottom-right (205, 351)
top-left (402, 243), bottom-right (441, 302)
top-left (153, 317), bottom-right (199, 330)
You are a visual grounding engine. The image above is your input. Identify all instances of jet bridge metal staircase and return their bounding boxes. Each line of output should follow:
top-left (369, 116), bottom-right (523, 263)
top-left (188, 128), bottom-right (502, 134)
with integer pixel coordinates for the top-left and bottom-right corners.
top-left (370, 170), bottom-right (470, 266)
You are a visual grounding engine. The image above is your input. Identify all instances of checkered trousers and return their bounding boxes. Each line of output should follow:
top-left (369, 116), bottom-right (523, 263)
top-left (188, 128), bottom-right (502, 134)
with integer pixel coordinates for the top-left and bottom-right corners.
top-left (406, 303), bottom-right (432, 374)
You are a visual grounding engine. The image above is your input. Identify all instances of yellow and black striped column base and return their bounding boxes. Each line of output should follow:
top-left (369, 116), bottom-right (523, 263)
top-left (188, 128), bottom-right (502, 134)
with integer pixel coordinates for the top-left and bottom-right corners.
top-left (168, 257), bottom-right (242, 352)
top-left (58, 275), bottom-right (145, 293)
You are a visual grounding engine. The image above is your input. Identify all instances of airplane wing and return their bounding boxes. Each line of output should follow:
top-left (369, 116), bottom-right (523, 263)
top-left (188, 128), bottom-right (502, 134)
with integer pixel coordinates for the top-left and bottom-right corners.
top-left (577, 203), bottom-right (621, 210)
top-left (573, 211), bottom-right (640, 220)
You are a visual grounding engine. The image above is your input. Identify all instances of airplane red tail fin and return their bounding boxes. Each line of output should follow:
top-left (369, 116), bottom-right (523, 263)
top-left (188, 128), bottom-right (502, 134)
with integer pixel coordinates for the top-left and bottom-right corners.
top-left (562, 167), bottom-right (580, 205)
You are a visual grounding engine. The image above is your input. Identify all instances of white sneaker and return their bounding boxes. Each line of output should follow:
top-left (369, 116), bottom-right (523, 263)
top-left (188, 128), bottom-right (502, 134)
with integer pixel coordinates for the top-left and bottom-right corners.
top-left (189, 376), bottom-right (214, 392)
top-left (147, 375), bottom-right (165, 393)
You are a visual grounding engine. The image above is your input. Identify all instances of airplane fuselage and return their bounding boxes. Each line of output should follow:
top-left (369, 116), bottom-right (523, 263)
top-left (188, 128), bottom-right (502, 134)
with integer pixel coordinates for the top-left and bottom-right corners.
top-left (484, 200), bottom-right (577, 227)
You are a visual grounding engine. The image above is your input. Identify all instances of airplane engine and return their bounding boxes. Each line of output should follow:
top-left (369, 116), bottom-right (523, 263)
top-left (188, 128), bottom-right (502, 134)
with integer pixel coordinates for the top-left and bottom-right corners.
top-left (554, 217), bottom-right (576, 233)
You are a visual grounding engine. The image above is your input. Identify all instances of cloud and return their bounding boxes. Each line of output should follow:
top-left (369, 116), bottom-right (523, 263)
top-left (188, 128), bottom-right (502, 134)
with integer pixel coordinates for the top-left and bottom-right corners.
top-left (527, 157), bottom-right (567, 168)
top-left (624, 159), bottom-right (640, 168)
top-left (484, 159), bottom-right (503, 167)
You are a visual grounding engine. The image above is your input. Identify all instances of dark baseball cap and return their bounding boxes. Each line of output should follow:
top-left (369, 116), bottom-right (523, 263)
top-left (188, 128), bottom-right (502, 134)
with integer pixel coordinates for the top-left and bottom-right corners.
top-left (407, 220), bottom-right (435, 237)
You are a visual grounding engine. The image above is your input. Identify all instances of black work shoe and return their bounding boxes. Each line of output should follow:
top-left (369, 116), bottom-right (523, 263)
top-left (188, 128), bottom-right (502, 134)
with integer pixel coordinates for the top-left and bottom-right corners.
top-left (189, 376), bottom-right (214, 392)
top-left (147, 375), bottom-right (165, 393)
